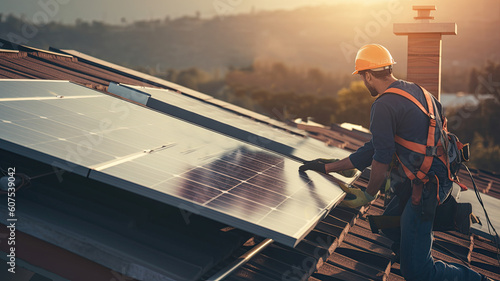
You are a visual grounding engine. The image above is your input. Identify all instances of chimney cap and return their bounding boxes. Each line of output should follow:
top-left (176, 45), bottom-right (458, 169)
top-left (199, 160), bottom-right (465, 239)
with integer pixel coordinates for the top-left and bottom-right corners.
top-left (413, 5), bottom-right (437, 11)
top-left (413, 5), bottom-right (436, 21)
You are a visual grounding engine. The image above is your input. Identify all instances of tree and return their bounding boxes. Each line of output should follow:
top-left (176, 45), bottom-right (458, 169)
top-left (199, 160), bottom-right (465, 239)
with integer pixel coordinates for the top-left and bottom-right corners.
top-left (446, 61), bottom-right (500, 171)
top-left (469, 61), bottom-right (500, 102)
top-left (272, 62), bottom-right (288, 77)
top-left (335, 81), bottom-right (373, 128)
top-left (308, 68), bottom-right (324, 84)
top-left (470, 133), bottom-right (500, 172)
top-left (176, 68), bottom-right (210, 90)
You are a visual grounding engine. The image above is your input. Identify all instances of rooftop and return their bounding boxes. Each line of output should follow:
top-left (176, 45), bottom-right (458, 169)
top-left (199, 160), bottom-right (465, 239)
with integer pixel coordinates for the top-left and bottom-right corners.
top-left (0, 41), bottom-right (498, 281)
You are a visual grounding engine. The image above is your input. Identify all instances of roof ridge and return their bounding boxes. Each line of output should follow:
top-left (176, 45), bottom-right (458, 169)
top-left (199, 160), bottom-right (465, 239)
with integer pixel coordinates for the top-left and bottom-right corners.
top-left (19, 45), bottom-right (74, 58)
top-left (0, 50), bottom-right (27, 59)
top-left (28, 51), bottom-right (77, 62)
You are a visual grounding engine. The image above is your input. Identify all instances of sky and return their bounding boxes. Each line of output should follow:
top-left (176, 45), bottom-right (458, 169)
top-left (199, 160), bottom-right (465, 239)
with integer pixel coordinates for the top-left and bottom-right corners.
top-left (1, 0), bottom-right (400, 24)
top-left (1, 0), bottom-right (331, 24)
top-left (2, 0), bottom-right (497, 25)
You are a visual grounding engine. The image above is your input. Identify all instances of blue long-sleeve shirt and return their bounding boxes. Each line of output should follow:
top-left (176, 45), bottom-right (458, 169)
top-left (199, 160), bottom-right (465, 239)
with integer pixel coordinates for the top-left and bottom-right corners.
top-left (349, 80), bottom-right (451, 200)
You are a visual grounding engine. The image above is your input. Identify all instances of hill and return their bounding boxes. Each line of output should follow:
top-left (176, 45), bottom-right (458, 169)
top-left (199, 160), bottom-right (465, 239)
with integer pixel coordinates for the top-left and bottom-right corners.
top-left (1, 1), bottom-right (498, 77)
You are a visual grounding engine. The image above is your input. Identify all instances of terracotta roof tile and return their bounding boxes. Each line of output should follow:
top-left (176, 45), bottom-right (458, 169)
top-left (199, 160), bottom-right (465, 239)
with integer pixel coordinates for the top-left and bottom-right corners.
top-left (388, 263), bottom-right (405, 280)
top-left (340, 235), bottom-right (393, 261)
top-left (326, 252), bottom-right (389, 280)
top-left (0, 51), bottom-right (160, 89)
top-left (310, 262), bottom-right (379, 281)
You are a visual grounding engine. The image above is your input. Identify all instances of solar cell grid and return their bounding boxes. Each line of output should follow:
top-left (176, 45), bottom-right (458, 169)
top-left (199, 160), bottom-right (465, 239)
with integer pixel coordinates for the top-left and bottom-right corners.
top-left (229, 183), bottom-right (287, 207)
top-left (277, 198), bottom-right (323, 221)
top-left (247, 174), bottom-right (292, 195)
top-left (205, 159), bottom-right (257, 181)
top-left (14, 118), bottom-right (85, 139)
top-left (0, 79), bottom-right (86, 98)
top-left (0, 121), bottom-right (57, 145)
top-left (5, 100), bottom-right (78, 117)
top-left (156, 177), bottom-right (223, 205)
top-left (182, 167), bottom-right (241, 191)
top-left (259, 210), bottom-right (308, 233)
top-left (218, 151), bottom-right (275, 170)
top-left (0, 104), bottom-right (39, 121)
top-left (206, 193), bottom-right (272, 223)
top-left (95, 160), bottom-right (172, 187)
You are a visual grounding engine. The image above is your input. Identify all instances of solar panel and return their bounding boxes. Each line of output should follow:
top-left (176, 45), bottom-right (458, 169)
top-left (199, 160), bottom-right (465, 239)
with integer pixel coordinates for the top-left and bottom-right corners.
top-left (107, 83), bottom-right (356, 183)
top-left (457, 185), bottom-right (500, 239)
top-left (0, 80), bottom-right (346, 247)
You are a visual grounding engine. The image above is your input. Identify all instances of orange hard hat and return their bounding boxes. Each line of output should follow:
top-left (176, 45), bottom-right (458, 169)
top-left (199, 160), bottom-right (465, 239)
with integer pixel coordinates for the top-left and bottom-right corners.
top-left (352, 44), bottom-right (396, 75)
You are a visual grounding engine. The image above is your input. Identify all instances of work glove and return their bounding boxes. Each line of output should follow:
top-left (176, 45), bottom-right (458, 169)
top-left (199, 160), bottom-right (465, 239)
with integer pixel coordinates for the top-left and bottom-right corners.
top-left (299, 158), bottom-right (357, 177)
top-left (339, 168), bottom-right (357, 178)
top-left (299, 158), bottom-right (330, 173)
top-left (339, 187), bottom-right (377, 209)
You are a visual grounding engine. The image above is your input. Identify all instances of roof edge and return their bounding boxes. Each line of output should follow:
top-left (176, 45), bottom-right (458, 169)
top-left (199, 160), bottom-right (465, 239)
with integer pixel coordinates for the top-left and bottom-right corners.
top-left (0, 49), bottom-right (19, 53)
top-left (19, 45), bottom-right (73, 58)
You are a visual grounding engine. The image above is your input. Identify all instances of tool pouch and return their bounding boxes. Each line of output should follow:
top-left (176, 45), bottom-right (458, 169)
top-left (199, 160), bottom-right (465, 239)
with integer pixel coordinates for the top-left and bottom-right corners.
top-left (434, 195), bottom-right (478, 235)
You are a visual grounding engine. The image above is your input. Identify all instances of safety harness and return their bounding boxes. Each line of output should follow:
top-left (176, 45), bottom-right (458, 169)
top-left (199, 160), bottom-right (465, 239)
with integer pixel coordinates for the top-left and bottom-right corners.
top-left (383, 86), bottom-right (469, 203)
top-left (368, 86), bottom-right (490, 241)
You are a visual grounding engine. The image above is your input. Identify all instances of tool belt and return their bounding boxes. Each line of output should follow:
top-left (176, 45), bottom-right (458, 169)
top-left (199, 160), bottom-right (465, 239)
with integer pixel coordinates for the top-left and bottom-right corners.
top-left (368, 194), bottom-right (481, 235)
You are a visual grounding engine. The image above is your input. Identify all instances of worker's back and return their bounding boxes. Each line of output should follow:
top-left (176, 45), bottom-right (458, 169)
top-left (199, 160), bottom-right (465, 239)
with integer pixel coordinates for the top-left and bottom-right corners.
top-left (375, 80), bottom-right (451, 201)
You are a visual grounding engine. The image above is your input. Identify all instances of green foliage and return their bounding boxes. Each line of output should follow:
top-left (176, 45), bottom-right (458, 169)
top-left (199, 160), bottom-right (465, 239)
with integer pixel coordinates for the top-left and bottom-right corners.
top-left (446, 61), bottom-right (500, 172)
top-left (335, 81), bottom-right (372, 128)
top-left (224, 62), bottom-right (362, 125)
top-left (135, 66), bottom-right (225, 95)
top-left (469, 133), bottom-right (500, 172)
top-left (143, 62), bottom-right (371, 128)
top-left (447, 98), bottom-right (500, 145)
top-left (447, 98), bottom-right (500, 172)
top-left (468, 61), bottom-right (500, 102)
top-left (225, 61), bottom-right (351, 98)
top-left (176, 68), bottom-right (210, 90)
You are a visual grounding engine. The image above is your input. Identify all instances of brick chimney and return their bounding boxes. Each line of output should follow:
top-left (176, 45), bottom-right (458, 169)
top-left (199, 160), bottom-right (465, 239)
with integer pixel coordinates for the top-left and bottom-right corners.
top-left (394, 6), bottom-right (457, 100)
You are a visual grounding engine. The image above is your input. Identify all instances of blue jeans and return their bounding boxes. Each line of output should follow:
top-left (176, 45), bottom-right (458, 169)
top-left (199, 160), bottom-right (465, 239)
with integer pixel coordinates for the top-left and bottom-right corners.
top-left (382, 185), bottom-right (482, 281)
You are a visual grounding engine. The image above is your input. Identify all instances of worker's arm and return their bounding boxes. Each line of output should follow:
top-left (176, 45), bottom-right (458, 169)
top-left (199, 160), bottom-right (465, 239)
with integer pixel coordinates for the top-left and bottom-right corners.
top-left (365, 159), bottom-right (389, 197)
top-left (339, 159), bottom-right (388, 209)
top-left (299, 157), bottom-right (357, 177)
top-left (325, 157), bottom-right (355, 173)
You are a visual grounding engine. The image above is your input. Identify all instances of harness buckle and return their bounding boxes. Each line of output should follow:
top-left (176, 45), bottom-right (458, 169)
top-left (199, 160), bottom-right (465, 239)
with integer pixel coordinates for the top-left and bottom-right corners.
top-left (413, 170), bottom-right (430, 185)
top-left (426, 146), bottom-right (439, 156)
top-left (411, 177), bottom-right (423, 186)
top-left (428, 113), bottom-right (436, 127)
top-left (429, 119), bottom-right (436, 127)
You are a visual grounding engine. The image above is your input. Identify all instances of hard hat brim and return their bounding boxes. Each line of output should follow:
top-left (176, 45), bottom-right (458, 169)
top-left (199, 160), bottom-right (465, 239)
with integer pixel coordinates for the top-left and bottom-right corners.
top-left (351, 62), bottom-right (396, 75)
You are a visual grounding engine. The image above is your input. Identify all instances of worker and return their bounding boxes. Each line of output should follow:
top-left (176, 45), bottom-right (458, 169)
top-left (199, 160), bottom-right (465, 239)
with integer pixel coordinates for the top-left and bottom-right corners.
top-left (299, 44), bottom-right (490, 281)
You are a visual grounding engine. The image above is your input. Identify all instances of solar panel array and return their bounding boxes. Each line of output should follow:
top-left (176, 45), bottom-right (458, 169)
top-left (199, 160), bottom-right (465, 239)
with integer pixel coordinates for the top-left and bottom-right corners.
top-left (107, 83), bottom-right (354, 182)
top-left (0, 80), bottom-right (346, 247)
